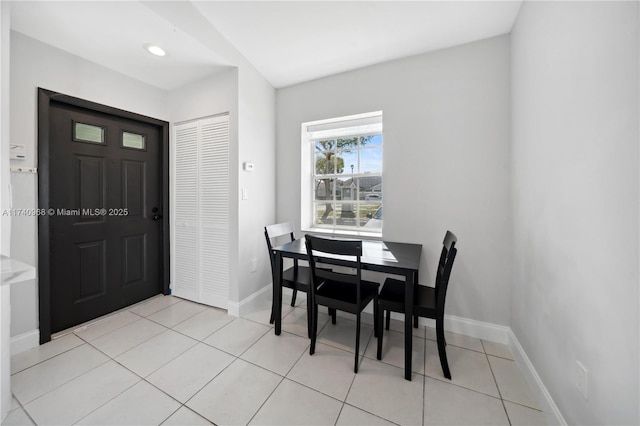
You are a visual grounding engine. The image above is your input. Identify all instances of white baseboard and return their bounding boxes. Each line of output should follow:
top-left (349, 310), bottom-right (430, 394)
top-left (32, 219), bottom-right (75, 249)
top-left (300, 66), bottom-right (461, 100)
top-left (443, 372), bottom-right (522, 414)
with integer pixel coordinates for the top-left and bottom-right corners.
top-left (509, 330), bottom-right (566, 426)
top-left (441, 314), bottom-right (511, 344)
top-left (384, 311), bottom-right (510, 344)
top-left (10, 329), bottom-right (39, 355)
top-left (228, 284), bottom-right (272, 317)
top-left (256, 283), bottom-right (512, 345)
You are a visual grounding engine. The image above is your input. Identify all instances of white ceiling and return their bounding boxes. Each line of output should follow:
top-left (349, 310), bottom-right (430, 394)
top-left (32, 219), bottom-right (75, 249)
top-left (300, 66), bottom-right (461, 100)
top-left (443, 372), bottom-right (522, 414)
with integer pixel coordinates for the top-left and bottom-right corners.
top-left (10, 1), bottom-right (523, 90)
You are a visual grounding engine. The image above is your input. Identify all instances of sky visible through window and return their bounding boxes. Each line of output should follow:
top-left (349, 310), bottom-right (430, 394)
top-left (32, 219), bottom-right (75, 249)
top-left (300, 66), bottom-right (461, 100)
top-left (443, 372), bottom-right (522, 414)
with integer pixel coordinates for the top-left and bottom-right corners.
top-left (360, 134), bottom-right (382, 174)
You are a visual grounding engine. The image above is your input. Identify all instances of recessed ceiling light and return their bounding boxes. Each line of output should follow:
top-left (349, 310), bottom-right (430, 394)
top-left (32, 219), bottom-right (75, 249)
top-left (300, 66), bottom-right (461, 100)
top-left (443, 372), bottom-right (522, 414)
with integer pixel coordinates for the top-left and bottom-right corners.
top-left (144, 44), bottom-right (166, 57)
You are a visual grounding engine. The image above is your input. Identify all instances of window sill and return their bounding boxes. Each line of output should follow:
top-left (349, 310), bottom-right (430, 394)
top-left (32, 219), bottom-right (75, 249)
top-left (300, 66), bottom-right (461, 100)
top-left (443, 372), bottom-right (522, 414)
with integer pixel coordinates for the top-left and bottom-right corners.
top-left (300, 227), bottom-right (383, 241)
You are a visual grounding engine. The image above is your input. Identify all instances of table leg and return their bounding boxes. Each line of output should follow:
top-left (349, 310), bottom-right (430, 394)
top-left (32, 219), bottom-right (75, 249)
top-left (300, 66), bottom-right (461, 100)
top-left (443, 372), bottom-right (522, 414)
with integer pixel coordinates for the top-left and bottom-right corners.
top-left (274, 252), bottom-right (282, 335)
top-left (413, 270), bottom-right (419, 328)
top-left (404, 270), bottom-right (414, 380)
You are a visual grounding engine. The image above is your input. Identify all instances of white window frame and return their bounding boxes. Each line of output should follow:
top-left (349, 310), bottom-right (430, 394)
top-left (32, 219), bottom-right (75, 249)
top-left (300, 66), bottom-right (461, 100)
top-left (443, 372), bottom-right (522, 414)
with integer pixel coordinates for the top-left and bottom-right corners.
top-left (301, 111), bottom-right (383, 237)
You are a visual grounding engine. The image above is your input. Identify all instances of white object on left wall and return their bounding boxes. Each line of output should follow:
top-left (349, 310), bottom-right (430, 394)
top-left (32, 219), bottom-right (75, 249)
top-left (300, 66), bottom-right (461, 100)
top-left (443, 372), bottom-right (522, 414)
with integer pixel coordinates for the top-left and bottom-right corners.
top-left (9, 145), bottom-right (26, 161)
top-left (172, 114), bottom-right (230, 308)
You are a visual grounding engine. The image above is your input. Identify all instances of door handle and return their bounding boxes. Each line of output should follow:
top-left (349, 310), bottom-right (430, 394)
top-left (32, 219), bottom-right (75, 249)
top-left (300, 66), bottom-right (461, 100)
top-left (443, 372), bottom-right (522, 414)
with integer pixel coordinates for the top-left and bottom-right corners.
top-left (152, 214), bottom-right (162, 221)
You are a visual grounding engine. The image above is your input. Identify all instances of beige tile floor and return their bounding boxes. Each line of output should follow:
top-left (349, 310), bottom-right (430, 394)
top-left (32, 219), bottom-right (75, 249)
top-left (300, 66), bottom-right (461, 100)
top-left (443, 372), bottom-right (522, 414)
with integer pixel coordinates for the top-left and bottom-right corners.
top-left (3, 294), bottom-right (547, 426)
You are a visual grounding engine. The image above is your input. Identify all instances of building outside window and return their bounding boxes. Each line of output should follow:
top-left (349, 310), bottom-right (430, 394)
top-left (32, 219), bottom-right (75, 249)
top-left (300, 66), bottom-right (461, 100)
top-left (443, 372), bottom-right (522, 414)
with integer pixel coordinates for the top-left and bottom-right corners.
top-left (302, 111), bottom-right (383, 234)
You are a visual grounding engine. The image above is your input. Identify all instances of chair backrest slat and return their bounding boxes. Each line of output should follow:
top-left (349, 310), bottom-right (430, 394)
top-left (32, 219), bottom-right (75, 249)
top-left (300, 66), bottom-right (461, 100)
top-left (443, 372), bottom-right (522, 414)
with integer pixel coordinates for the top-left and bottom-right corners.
top-left (264, 222), bottom-right (297, 273)
top-left (305, 235), bottom-right (363, 303)
top-left (265, 222), bottom-right (295, 242)
top-left (305, 236), bottom-right (361, 256)
top-left (443, 230), bottom-right (456, 253)
top-left (314, 269), bottom-right (359, 285)
top-left (435, 230), bottom-right (457, 312)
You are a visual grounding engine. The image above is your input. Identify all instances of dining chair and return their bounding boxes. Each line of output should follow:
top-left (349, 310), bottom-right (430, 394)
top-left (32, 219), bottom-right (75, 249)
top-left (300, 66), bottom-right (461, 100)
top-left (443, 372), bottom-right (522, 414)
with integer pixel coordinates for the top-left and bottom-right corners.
top-left (265, 223), bottom-right (335, 337)
top-left (376, 230), bottom-right (458, 379)
top-left (305, 235), bottom-right (379, 373)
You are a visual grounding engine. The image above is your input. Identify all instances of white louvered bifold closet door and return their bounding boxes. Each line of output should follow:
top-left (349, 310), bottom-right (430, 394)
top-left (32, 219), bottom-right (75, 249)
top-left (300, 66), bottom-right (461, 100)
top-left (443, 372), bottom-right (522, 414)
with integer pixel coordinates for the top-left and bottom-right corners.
top-left (172, 114), bottom-right (229, 308)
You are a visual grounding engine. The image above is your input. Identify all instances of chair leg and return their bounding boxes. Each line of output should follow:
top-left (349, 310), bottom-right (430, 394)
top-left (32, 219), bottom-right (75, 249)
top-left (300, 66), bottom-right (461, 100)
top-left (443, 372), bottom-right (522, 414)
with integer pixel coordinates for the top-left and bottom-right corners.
top-left (330, 308), bottom-right (337, 324)
top-left (377, 302), bottom-right (384, 360)
top-left (270, 285), bottom-right (283, 324)
top-left (306, 293), bottom-right (312, 338)
top-left (291, 289), bottom-right (297, 307)
top-left (436, 316), bottom-right (451, 379)
top-left (354, 313), bottom-right (361, 373)
top-left (310, 304), bottom-right (318, 355)
top-left (385, 310), bottom-right (391, 330)
top-left (373, 296), bottom-right (378, 338)
top-left (413, 283), bottom-right (419, 328)
top-left (270, 284), bottom-right (282, 324)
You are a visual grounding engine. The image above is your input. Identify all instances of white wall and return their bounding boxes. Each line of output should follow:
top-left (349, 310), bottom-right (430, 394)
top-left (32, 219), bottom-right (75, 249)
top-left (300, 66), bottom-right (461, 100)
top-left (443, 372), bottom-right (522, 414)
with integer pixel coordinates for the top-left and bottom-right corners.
top-left (168, 68), bottom-right (240, 306)
top-left (159, 0), bottom-right (278, 308)
top-left (236, 66), bottom-right (276, 302)
top-left (0, 4), bottom-right (11, 422)
top-left (168, 64), bottom-right (277, 308)
top-left (9, 28), bottom-right (276, 338)
top-left (9, 31), bottom-right (168, 337)
top-left (0, 2), bottom-right (10, 257)
top-left (168, 69), bottom-right (238, 125)
top-left (511, 2), bottom-right (639, 424)
top-left (277, 35), bottom-right (512, 326)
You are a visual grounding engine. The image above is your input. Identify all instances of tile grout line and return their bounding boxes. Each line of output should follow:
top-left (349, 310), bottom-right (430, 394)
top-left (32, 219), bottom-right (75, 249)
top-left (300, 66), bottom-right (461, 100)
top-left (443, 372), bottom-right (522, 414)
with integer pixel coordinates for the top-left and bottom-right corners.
top-left (71, 378), bottom-right (141, 425)
top-left (482, 343), bottom-right (545, 413)
top-left (81, 322), bottom-right (170, 363)
top-left (74, 330), bottom-right (175, 424)
top-left (142, 301), bottom-right (210, 331)
top-left (12, 300), bottom-right (162, 425)
top-left (284, 306), bottom-right (429, 426)
top-left (354, 328), bottom-right (425, 426)
top-left (139, 376), bottom-right (203, 425)
top-left (62, 308), bottom-right (145, 339)
top-left (326, 308), bottom-right (364, 424)
top-left (243, 307), bottom-right (397, 425)
top-left (13, 295), bottom-right (540, 426)
top-left (172, 300), bottom-right (344, 424)
top-left (74, 311), bottom-right (144, 340)
top-left (367, 329), bottom-right (428, 374)
top-left (68, 312), bottom-right (211, 425)
top-left (7, 392), bottom-right (38, 426)
top-left (19, 341), bottom-right (134, 422)
top-left (482, 340), bottom-right (512, 426)
top-left (341, 402), bottom-right (403, 426)
top-left (179, 356), bottom-right (247, 424)
top-left (10, 339), bottom-right (87, 376)
top-left (11, 297), bottom-right (203, 425)
top-left (244, 375), bottom-right (287, 425)
top-left (81, 303), bottom-right (238, 425)
top-left (13, 351), bottom-right (112, 410)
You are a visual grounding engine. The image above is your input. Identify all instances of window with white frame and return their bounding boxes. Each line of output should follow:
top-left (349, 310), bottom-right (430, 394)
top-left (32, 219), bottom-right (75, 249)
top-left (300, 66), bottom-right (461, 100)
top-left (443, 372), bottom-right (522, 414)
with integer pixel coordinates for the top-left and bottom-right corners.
top-left (302, 111), bottom-right (383, 233)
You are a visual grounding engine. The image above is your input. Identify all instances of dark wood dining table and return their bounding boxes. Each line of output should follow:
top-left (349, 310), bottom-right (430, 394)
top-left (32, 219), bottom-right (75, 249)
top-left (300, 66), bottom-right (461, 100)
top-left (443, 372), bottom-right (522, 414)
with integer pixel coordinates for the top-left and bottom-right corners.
top-left (271, 236), bottom-right (422, 380)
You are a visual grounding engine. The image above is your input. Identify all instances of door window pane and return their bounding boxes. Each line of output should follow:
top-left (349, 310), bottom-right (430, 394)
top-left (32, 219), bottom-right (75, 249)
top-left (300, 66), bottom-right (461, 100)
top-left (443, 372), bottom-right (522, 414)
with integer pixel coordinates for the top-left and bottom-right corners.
top-left (122, 132), bottom-right (146, 150)
top-left (74, 122), bottom-right (105, 144)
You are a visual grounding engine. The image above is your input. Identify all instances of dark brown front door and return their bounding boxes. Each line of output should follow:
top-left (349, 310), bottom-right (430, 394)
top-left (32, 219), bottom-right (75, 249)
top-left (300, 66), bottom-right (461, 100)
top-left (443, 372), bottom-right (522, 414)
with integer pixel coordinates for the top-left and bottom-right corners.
top-left (45, 96), bottom-right (165, 334)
